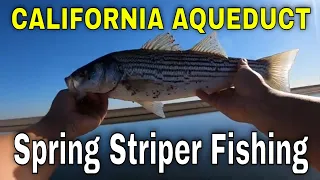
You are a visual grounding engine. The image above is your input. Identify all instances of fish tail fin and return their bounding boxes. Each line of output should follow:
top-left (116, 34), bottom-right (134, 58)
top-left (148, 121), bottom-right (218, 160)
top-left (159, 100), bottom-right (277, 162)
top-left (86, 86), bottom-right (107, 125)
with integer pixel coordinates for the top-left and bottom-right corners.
top-left (257, 49), bottom-right (299, 92)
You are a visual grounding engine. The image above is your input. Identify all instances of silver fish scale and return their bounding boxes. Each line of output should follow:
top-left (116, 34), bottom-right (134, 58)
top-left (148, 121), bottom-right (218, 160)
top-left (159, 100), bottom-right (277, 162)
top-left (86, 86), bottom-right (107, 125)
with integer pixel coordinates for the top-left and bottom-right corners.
top-left (111, 50), bottom-right (269, 83)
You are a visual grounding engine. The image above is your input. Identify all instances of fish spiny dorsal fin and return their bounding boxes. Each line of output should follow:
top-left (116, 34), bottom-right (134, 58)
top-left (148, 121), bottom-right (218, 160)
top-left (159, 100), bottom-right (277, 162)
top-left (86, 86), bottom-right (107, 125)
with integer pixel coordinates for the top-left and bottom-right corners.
top-left (141, 33), bottom-right (181, 51)
top-left (190, 31), bottom-right (228, 58)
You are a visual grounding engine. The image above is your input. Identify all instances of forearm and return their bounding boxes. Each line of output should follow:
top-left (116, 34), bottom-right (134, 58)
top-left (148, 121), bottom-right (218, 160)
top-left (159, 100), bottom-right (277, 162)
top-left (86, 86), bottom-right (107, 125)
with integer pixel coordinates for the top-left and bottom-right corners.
top-left (253, 90), bottom-right (320, 139)
top-left (21, 129), bottom-right (60, 179)
top-left (251, 89), bottom-right (320, 169)
top-left (0, 118), bottom-right (62, 180)
top-left (0, 90), bottom-right (107, 179)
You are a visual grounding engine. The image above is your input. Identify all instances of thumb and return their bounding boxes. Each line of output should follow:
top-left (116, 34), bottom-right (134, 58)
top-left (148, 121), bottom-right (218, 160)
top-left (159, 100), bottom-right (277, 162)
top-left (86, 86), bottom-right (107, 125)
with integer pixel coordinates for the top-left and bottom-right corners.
top-left (238, 58), bottom-right (252, 70)
top-left (237, 58), bottom-right (262, 80)
top-left (234, 58), bottom-right (269, 98)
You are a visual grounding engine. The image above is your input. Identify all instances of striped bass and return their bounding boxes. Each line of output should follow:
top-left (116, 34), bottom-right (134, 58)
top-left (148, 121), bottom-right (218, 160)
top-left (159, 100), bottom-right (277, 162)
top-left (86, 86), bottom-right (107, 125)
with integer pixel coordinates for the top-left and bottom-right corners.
top-left (65, 32), bottom-right (298, 118)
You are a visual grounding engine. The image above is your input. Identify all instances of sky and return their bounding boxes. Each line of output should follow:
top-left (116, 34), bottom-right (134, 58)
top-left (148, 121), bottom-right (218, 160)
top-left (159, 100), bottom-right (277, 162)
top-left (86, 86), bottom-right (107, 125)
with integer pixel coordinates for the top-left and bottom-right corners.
top-left (0, 0), bottom-right (319, 120)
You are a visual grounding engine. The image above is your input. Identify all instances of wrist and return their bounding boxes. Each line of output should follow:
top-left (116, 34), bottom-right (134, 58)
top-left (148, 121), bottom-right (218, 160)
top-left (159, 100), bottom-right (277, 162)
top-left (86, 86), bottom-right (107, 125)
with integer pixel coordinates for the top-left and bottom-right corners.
top-left (250, 87), bottom-right (298, 135)
top-left (24, 115), bottom-right (71, 141)
top-left (244, 86), bottom-right (280, 126)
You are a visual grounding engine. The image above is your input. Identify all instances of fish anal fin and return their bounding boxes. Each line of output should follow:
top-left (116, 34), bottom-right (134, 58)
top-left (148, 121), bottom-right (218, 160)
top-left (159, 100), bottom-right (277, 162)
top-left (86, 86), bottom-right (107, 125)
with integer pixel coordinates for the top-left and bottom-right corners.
top-left (190, 31), bottom-right (228, 58)
top-left (138, 101), bottom-right (166, 118)
top-left (141, 33), bottom-right (181, 51)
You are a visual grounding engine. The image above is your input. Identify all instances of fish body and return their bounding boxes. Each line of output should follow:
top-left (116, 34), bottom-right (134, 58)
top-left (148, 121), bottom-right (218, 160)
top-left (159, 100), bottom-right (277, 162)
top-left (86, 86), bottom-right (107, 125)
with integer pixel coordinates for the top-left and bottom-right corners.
top-left (107, 50), bottom-right (268, 101)
top-left (65, 32), bottom-right (298, 118)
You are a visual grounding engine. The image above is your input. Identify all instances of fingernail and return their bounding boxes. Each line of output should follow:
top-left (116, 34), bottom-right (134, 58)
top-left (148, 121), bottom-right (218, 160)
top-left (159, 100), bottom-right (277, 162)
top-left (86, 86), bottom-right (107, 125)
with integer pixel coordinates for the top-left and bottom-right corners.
top-left (241, 58), bottom-right (247, 64)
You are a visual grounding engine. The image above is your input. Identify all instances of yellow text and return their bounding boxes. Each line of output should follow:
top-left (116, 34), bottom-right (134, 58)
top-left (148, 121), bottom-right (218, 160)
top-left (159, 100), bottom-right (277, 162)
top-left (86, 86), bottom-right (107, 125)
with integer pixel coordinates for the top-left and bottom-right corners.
top-left (11, 7), bottom-right (164, 30)
top-left (172, 7), bottom-right (311, 33)
top-left (11, 7), bottom-right (311, 32)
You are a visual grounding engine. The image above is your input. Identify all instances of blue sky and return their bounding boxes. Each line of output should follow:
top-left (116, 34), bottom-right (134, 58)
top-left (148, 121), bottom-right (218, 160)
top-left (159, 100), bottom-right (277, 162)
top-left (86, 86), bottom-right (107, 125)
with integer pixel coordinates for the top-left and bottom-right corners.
top-left (0, 0), bottom-right (319, 120)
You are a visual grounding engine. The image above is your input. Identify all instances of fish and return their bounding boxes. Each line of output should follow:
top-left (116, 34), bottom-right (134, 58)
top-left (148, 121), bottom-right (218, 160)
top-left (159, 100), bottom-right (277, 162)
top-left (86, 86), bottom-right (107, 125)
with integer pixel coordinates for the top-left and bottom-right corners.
top-left (64, 32), bottom-right (299, 118)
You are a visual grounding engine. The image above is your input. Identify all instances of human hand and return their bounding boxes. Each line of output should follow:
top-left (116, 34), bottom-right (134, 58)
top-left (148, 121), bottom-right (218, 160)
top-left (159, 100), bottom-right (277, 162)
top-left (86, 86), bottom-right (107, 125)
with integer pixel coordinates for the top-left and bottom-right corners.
top-left (32, 90), bottom-right (109, 140)
top-left (196, 59), bottom-right (273, 123)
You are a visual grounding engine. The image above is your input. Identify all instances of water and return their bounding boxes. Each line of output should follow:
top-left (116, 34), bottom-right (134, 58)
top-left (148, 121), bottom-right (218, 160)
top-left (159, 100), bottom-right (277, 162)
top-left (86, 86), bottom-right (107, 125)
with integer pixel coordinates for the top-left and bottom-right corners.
top-left (50, 93), bottom-right (320, 180)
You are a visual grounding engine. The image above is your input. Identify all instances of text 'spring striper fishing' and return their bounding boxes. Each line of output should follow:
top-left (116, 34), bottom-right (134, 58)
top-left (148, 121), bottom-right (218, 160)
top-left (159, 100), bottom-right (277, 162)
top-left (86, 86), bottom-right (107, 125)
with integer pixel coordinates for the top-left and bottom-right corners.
top-left (65, 32), bottom-right (299, 118)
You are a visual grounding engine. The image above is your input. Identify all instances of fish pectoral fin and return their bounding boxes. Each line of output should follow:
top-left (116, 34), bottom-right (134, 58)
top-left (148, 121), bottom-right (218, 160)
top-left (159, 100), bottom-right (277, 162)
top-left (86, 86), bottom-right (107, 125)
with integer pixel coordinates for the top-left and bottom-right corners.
top-left (141, 33), bottom-right (181, 51)
top-left (138, 101), bottom-right (166, 118)
top-left (189, 31), bottom-right (228, 58)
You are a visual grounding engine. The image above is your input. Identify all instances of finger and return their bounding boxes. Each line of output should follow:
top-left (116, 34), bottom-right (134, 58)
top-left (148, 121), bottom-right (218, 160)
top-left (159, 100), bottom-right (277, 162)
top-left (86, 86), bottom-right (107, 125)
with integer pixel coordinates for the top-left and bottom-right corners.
top-left (86, 93), bottom-right (100, 102)
top-left (211, 89), bottom-right (234, 107)
top-left (237, 58), bottom-right (264, 79)
top-left (66, 116), bottom-right (101, 138)
top-left (196, 89), bottom-right (223, 107)
top-left (77, 98), bottom-right (91, 114)
top-left (236, 63), bottom-right (265, 86)
top-left (57, 89), bottom-right (69, 95)
top-left (86, 93), bottom-right (108, 107)
top-left (52, 89), bottom-right (78, 111)
top-left (78, 103), bottom-right (104, 121)
top-left (196, 90), bottom-right (211, 103)
top-left (90, 93), bottom-right (109, 115)
top-left (79, 97), bottom-right (108, 121)
top-left (238, 58), bottom-right (249, 69)
top-left (84, 94), bottom-right (105, 109)
top-left (215, 88), bottom-right (235, 97)
top-left (98, 92), bottom-right (109, 98)
top-left (97, 93), bottom-right (109, 106)
top-left (96, 98), bottom-right (108, 120)
top-left (201, 88), bottom-right (236, 111)
top-left (57, 89), bottom-right (78, 99)
top-left (87, 110), bottom-right (104, 122)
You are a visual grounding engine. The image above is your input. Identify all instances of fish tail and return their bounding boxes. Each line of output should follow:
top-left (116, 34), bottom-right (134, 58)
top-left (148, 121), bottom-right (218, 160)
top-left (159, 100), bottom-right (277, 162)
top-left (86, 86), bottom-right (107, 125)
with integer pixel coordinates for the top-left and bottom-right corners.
top-left (258, 49), bottom-right (299, 92)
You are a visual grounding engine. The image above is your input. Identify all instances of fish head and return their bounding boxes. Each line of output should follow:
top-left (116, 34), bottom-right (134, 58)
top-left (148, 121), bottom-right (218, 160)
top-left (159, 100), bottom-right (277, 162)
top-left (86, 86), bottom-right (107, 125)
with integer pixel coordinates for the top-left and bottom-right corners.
top-left (65, 60), bottom-right (122, 98)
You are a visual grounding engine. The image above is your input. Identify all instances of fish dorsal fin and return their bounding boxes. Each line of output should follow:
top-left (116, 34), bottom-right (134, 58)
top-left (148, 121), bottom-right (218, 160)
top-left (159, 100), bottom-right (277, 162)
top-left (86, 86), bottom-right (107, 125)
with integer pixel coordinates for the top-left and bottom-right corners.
top-left (141, 33), bottom-right (181, 51)
top-left (190, 32), bottom-right (228, 58)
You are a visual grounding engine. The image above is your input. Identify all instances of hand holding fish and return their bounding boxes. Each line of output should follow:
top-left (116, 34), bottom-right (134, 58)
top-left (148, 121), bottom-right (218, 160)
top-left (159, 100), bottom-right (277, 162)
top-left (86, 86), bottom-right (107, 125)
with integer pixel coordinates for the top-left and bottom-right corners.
top-left (34, 89), bottom-right (109, 140)
top-left (196, 58), bottom-right (271, 123)
top-left (197, 59), bottom-right (320, 171)
top-left (0, 90), bottom-right (109, 180)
